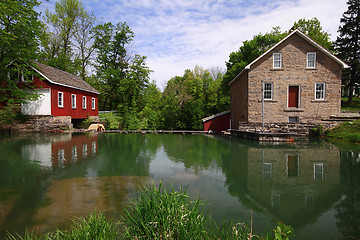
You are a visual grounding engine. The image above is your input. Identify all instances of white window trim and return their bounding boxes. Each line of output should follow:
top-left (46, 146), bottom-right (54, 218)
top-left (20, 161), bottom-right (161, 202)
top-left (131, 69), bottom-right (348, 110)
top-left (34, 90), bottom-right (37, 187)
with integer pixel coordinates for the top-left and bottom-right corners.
top-left (307, 52), bottom-right (316, 68)
top-left (58, 92), bottom-right (64, 108)
top-left (273, 53), bottom-right (282, 68)
top-left (315, 82), bottom-right (325, 100)
top-left (82, 96), bottom-right (87, 109)
top-left (92, 97), bottom-right (95, 110)
top-left (71, 94), bottom-right (76, 109)
top-left (263, 82), bottom-right (273, 100)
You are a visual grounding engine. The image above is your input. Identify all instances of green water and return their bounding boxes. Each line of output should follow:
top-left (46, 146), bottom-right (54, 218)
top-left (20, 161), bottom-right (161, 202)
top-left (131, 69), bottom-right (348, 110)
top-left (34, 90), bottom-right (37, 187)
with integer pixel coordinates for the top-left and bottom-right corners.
top-left (0, 133), bottom-right (359, 239)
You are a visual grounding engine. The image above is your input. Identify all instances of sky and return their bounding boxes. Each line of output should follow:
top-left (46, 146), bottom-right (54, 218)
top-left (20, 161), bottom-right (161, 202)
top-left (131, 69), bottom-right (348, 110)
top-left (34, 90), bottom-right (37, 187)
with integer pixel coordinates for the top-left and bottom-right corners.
top-left (36, 0), bottom-right (348, 89)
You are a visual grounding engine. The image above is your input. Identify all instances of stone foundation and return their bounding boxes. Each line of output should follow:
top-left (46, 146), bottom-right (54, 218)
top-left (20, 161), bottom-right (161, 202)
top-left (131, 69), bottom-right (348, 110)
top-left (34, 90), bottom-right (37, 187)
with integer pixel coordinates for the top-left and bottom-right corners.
top-left (236, 121), bottom-right (341, 136)
top-left (10, 116), bottom-right (73, 133)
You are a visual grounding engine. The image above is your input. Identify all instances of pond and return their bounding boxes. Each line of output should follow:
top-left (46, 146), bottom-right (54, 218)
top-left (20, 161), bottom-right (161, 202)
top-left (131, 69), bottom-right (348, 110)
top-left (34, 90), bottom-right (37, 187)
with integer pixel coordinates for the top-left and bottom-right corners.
top-left (0, 133), bottom-right (359, 239)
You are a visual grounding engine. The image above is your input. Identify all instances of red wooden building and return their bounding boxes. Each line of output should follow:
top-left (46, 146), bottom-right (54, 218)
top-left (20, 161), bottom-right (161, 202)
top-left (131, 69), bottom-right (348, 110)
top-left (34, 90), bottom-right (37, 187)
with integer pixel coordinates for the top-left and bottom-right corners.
top-left (202, 110), bottom-right (230, 133)
top-left (21, 62), bottom-right (99, 120)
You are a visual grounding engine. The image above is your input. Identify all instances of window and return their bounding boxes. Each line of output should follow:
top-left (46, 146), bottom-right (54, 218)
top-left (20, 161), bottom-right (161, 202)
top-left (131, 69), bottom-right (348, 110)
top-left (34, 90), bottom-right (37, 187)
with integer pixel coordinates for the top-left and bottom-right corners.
top-left (315, 83), bottom-right (325, 100)
top-left (71, 94), bottom-right (76, 109)
top-left (307, 52), bottom-right (316, 68)
top-left (263, 83), bottom-right (273, 100)
top-left (262, 162), bottom-right (272, 180)
top-left (58, 92), bottom-right (64, 108)
top-left (92, 97), bottom-right (96, 110)
top-left (82, 96), bottom-right (87, 109)
top-left (289, 117), bottom-right (299, 123)
top-left (314, 163), bottom-right (324, 180)
top-left (273, 53), bottom-right (282, 68)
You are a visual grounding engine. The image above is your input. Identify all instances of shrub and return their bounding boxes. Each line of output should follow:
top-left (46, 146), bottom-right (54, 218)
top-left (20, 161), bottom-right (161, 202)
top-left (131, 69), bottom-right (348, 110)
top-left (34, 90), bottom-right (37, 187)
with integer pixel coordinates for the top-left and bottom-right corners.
top-left (99, 112), bottom-right (121, 130)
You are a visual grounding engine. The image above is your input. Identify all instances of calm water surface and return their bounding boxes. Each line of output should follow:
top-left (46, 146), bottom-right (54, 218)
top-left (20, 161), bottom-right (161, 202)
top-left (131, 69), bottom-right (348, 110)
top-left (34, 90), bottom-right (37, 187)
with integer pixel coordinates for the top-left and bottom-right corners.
top-left (0, 133), bottom-right (359, 239)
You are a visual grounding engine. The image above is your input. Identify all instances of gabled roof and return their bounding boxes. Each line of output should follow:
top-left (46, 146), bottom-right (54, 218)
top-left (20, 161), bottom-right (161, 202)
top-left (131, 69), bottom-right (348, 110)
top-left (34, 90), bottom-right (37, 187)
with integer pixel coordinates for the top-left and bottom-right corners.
top-left (229, 29), bottom-right (350, 86)
top-left (31, 61), bottom-right (99, 94)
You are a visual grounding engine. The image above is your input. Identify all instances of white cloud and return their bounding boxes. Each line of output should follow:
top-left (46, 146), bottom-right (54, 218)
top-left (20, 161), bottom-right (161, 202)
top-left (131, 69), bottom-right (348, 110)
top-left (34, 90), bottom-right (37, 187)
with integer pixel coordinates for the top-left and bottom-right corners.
top-left (37, 0), bottom-right (348, 90)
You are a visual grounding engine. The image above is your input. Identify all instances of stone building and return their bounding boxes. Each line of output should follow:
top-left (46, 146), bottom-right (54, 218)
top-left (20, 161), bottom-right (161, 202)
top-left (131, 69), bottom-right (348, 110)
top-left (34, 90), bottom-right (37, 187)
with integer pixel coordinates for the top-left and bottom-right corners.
top-left (229, 30), bottom-right (349, 130)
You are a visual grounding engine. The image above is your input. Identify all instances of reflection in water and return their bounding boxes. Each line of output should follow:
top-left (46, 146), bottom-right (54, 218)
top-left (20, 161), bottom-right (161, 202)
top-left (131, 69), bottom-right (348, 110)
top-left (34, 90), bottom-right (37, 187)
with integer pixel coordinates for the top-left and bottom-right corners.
top-left (0, 134), bottom-right (359, 239)
top-left (31, 176), bottom-right (149, 233)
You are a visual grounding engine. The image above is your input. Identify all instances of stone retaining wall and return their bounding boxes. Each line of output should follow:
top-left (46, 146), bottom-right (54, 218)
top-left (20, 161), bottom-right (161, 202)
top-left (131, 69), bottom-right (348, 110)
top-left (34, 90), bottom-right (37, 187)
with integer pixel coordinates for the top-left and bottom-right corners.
top-left (10, 116), bottom-right (73, 133)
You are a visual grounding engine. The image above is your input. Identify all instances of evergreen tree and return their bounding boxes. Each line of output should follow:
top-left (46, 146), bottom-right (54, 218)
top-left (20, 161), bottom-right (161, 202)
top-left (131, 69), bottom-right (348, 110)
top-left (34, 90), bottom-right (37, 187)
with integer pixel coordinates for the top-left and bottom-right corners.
top-left (335, 0), bottom-right (360, 103)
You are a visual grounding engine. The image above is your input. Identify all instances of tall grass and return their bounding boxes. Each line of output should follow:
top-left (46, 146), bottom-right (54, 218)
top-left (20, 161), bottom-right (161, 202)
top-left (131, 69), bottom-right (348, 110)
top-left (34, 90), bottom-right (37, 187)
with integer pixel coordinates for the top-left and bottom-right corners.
top-left (121, 182), bottom-right (209, 239)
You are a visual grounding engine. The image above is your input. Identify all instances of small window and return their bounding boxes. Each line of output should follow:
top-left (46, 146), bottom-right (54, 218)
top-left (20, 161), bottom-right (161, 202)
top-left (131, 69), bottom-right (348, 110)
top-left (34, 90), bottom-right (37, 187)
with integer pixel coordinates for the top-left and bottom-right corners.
top-left (263, 83), bottom-right (273, 100)
top-left (273, 53), bottom-right (282, 68)
top-left (82, 96), bottom-right (87, 109)
top-left (58, 92), bottom-right (64, 108)
top-left (289, 117), bottom-right (299, 123)
top-left (307, 52), bottom-right (316, 68)
top-left (71, 94), bottom-right (76, 109)
top-left (315, 83), bottom-right (325, 100)
top-left (92, 98), bottom-right (96, 110)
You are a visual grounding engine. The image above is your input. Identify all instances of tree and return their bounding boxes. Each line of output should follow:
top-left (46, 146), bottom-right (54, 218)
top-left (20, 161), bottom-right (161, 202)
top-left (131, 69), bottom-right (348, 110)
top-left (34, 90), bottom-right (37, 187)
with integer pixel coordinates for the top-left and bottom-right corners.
top-left (335, 0), bottom-right (360, 103)
top-left (43, 0), bottom-right (86, 73)
top-left (73, 11), bottom-right (97, 80)
top-left (221, 27), bottom-right (287, 95)
top-left (92, 22), bottom-right (135, 111)
top-left (292, 17), bottom-right (333, 50)
top-left (0, 0), bottom-right (43, 105)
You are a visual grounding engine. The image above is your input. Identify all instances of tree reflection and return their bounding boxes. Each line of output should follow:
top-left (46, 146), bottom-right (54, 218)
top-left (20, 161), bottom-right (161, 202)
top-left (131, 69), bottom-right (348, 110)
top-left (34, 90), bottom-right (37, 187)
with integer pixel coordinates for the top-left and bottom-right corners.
top-left (336, 150), bottom-right (360, 239)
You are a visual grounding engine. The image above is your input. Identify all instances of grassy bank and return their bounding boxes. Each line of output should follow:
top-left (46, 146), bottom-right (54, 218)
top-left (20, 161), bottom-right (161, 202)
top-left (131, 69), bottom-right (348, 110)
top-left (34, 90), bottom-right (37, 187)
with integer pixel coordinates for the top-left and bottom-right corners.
top-left (326, 119), bottom-right (360, 143)
top-left (7, 183), bottom-right (294, 240)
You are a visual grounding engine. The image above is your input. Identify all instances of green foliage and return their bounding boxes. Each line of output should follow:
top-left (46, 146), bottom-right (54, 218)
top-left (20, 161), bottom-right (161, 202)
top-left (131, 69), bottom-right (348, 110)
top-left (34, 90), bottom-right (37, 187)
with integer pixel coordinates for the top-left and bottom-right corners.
top-left (6, 212), bottom-right (120, 240)
top-left (310, 125), bottom-right (324, 136)
top-left (99, 112), bottom-right (121, 130)
top-left (42, 0), bottom-right (87, 74)
top-left (0, 0), bottom-right (43, 104)
top-left (326, 119), bottom-right (360, 143)
top-left (222, 27), bottom-right (287, 95)
top-left (273, 222), bottom-right (295, 240)
top-left (77, 116), bottom-right (94, 129)
top-left (292, 18), bottom-right (333, 50)
top-left (122, 182), bottom-right (209, 239)
top-left (335, 0), bottom-right (360, 104)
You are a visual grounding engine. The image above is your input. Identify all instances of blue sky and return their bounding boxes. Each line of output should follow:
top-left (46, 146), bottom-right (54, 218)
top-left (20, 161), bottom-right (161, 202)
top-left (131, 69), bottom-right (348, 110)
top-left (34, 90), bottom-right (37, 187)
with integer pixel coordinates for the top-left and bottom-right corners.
top-left (37, 0), bottom-right (348, 89)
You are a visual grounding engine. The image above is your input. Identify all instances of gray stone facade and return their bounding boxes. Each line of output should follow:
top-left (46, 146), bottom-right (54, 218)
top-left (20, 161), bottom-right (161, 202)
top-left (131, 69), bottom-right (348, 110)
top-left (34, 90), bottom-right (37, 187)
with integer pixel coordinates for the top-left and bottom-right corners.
top-left (229, 30), bottom-right (349, 130)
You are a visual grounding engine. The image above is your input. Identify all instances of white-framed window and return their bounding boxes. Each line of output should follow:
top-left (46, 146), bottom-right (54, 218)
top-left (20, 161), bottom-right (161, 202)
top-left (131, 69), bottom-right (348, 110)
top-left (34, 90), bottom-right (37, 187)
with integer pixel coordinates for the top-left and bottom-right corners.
top-left (273, 53), bottom-right (282, 68)
top-left (315, 83), bottom-right (325, 100)
top-left (71, 94), bottom-right (76, 109)
top-left (92, 97), bottom-right (95, 110)
top-left (58, 92), bottom-right (64, 108)
top-left (307, 52), bottom-right (316, 68)
top-left (82, 96), bottom-right (87, 109)
top-left (263, 82), bottom-right (273, 100)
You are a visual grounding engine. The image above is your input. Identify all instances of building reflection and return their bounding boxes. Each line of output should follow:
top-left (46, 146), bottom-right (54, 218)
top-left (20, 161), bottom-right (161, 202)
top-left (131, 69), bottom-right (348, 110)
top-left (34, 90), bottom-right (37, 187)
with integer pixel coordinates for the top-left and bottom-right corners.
top-left (21, 133), bottom-right (98, 169)
top-left (225, 141), bottom-right (341, 228)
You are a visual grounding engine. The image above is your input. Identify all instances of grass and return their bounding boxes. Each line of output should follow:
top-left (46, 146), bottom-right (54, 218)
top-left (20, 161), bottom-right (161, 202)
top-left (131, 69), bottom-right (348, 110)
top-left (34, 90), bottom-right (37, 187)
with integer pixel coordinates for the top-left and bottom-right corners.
top-left (341, 97), bottom-right (360, 112)
top-left (7, 183), bottom-right (294, 240)
top-left (326, 119), bottom-right (360, 143)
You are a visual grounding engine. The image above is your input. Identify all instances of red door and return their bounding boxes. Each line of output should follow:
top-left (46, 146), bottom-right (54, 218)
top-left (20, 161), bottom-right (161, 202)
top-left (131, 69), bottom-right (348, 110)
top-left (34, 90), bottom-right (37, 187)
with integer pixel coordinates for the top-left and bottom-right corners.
top-left (288, 86), bottom-right (299, 108)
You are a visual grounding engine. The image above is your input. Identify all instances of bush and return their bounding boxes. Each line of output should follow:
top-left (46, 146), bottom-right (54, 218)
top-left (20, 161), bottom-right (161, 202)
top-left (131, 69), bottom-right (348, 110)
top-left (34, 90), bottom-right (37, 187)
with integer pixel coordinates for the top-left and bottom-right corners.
top-left (99, 112), bottom-right (121, 130)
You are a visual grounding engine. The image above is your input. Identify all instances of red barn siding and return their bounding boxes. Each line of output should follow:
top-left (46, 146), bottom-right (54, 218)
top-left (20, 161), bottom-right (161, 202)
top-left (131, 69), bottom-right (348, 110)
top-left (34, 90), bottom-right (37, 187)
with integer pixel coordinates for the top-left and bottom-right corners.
top-left (32, 76), bottom-right (98, 119)
top-left (203, 111), bottom-right (230, 132)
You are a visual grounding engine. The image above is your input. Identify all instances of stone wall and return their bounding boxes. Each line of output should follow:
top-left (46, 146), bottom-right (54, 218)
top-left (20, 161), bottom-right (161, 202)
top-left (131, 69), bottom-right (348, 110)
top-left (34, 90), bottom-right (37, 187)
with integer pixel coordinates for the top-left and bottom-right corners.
top-left (247, 34), bottom-right (342, 124)
top-left (10, 116), bottom-right (73, 133)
